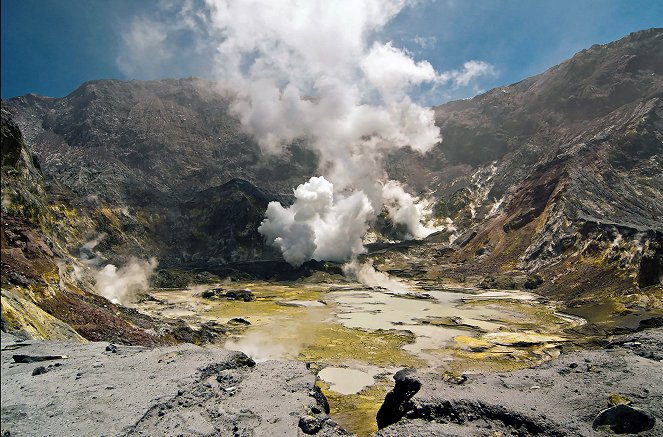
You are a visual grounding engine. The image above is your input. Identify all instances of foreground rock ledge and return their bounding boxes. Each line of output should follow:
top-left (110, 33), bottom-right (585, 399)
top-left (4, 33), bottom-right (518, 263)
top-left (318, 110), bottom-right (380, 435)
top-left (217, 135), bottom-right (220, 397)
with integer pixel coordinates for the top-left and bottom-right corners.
top-left (375, 328), bottom-right (663, 437)
top-left (0, 333), bottom-right (347, 436)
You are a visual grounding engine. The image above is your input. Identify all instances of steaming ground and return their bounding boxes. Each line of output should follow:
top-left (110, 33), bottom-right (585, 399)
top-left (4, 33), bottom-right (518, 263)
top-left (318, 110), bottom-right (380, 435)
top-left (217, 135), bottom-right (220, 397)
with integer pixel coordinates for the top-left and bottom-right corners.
top-left (94, 258), bottom-right (158, 305)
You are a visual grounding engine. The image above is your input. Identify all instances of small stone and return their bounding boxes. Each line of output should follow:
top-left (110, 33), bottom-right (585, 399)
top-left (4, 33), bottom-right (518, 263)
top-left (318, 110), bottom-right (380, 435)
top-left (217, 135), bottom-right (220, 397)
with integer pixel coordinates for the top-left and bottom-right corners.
top-left (608, 393), bottom-right (631, 406)
top-left (298, 415), bottom-right (323, 434)
top-left (105, 344), bottom-right (118, 353)
top-left (227, 317), bottom-right (251, 325)
top-left (310, 406), bottom-right (322, 414)
top-left (569, 362), bottom-right (578, 369)
top-left (32, 366), bottom-right (49, 376)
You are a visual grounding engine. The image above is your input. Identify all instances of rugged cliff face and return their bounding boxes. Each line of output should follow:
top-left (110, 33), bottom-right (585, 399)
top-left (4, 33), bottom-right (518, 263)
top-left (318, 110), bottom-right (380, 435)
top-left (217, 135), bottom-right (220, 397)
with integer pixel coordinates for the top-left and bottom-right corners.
top-left (2, 29), bottom-right (662, 322)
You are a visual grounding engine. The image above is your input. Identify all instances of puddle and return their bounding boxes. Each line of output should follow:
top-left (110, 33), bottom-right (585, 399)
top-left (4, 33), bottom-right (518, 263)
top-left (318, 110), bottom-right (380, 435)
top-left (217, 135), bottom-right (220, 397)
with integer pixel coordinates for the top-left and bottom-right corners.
top-left (279, 300), bottom-right (327, 307)
top-left (318, 367), bottom-right (376, 395)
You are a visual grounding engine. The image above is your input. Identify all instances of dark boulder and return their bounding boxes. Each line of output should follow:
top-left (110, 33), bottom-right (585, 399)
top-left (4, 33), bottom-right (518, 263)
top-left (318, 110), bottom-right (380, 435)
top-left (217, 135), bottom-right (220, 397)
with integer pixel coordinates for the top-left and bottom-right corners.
top-left (201, 288), bottom-right (255, 302)
top-left (298, 415), bottom-right (323, 434)
top-left (376, 368), bottom-right (422, 429)
top-left (31, 366), bottom-right (49, 376)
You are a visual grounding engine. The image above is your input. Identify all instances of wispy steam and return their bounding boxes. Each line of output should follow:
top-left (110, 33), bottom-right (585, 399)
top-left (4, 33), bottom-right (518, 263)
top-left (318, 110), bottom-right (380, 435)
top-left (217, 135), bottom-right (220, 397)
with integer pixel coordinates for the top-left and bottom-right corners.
top-left (79, 233), bottom-right (106, 266)
top-left (343, 260), bottom-right (410, 293)
top-left (74, 236), bottom-right (159, 305)
top-left (94, 258), bottom-right (158, 305)
top-left (224, 313), bottom-right (319, 362)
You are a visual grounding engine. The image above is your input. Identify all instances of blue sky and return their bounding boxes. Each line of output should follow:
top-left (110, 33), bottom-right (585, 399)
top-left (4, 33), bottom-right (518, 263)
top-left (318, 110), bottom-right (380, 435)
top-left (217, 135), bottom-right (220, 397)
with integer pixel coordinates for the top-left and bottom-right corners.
top-left (1, 0), bottom-right (661, 100)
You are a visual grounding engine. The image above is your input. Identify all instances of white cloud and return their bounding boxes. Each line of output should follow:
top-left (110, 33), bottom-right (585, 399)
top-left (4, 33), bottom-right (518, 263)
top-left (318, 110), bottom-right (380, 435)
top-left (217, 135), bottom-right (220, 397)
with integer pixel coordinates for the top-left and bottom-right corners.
top-left (259, 176), bottom-right (373, 266)
top-left (116, 17), bottom-right (171, 78)
top-left (438, 60), bottom-right (496, 88)
top-left (362, 42), bottom-right (437, 96)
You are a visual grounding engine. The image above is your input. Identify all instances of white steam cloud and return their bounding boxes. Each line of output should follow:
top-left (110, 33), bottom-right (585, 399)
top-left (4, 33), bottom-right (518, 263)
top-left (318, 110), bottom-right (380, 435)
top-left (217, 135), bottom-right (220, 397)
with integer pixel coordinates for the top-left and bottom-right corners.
top-left (94, 258), bottom-right (158, 305)
top-left (203, 0), bottom-right (452, 266)
top-left (119, 0), bottom-right (493, 267)
top-left (343, 260), bottom-right (410, 293)
top-left (259, 176), bottom-right (373, 266)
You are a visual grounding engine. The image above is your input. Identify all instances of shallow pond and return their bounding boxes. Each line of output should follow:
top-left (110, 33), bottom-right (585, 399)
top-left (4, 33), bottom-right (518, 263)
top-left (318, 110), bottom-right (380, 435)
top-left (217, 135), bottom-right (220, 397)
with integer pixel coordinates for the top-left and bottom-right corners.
top-left (137, 279), bottom-right (583, 436)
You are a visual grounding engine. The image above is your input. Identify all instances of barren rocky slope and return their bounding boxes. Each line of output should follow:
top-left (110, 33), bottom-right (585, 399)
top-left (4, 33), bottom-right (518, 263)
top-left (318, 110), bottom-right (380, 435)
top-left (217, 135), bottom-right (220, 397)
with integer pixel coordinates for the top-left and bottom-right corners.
top-left (3, 327), bottom-right (662, 436)
top-left (379, 28), bottom-right (663, 305)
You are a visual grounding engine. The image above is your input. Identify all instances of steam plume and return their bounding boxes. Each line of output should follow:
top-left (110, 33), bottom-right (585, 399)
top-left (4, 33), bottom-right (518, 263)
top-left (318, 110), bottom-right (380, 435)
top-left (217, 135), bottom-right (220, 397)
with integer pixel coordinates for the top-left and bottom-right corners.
top-left (203, 0), bottom-right (450, 265)
top-left (120, 1), bottom-right (493, 267)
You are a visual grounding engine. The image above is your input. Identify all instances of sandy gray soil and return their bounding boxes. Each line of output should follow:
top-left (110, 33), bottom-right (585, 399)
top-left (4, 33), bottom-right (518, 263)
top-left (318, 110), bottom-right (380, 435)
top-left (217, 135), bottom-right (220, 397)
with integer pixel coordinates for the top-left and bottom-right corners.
top-left (2, 329), bottom-right (662, 436)
top-left (0, 333), bottom-right (346, 437)
top-left (375, 328), bottom-right (663, 436)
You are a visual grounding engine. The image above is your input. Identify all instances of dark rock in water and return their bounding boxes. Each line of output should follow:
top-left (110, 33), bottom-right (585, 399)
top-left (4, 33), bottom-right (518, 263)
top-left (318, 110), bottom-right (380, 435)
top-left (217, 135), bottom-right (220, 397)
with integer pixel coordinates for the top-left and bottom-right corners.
top-left (105, 344), bottom-right (118, 353)
top-left (298, 415), bottom-right (323, 434)
top-left (376, 368), bottom-right (422, 429)
top-left (168, 320), bottom-right (229, 345)
top-left (402, 292), bottom-right (434, 300)
top-left (227, 318), bottom-right (251, 325)
top-left (31, 366), bottom-right (49, 376)
top-left (224, 289), bottom-right (255, 302)
top-left (592, 404), bottom-right (656, 434)
top-left (13, 354), bottom-right (67, 363)
top-left (200, 289), bottom-right (217, 299)
top-left (201, 288), bottom-right (255, 302)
